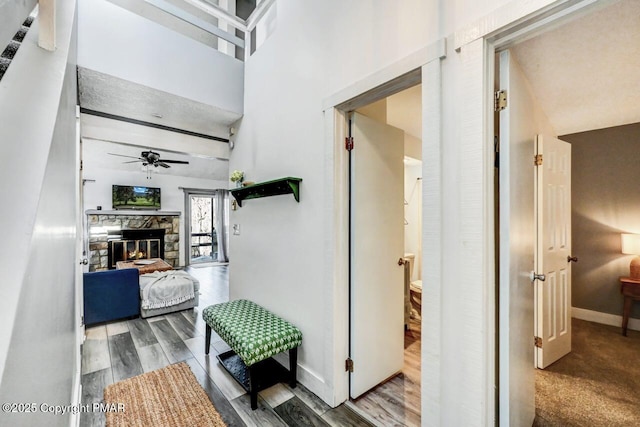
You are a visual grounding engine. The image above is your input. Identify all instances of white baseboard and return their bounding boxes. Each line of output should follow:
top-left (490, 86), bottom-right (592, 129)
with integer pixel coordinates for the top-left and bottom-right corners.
top-left (572, 307), bottom-right (640, 332)
top-left (272, 353), bottom-right (331, 404)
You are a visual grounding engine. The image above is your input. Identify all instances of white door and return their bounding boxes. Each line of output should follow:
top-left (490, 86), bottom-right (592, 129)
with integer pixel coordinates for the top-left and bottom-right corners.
top-left (350, 111), bottom-right (405, 398)
top-left (498, 50), bottom-right (536, 426)
top-left (535, 134), bottom-right (572, 368)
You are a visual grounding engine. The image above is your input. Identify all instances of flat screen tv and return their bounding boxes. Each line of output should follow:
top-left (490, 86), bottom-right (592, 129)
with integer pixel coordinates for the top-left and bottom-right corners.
top-left (112, 185), bottom-right (161, 210)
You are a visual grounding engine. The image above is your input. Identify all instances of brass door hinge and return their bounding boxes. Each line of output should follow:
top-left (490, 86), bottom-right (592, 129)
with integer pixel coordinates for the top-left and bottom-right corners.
top-left (534, 154), bottom-right (543, 166)
top-left (535, 336), bottom-right (542, 348)
top-left (345, 136), bottom-right (354, 151)
top-left (495, 90), bottom-right (507, 112)
top-left (345, 358), bottom-right (354, 372)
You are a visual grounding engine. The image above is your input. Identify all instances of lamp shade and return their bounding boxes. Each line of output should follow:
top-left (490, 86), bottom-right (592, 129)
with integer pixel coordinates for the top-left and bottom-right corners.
top-left (621, 233), bottom-right (640, 255)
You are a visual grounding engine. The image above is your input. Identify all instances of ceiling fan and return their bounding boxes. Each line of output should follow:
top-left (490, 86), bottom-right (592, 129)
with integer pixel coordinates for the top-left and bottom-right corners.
top-left (108, 150), bottom-right (189, 168)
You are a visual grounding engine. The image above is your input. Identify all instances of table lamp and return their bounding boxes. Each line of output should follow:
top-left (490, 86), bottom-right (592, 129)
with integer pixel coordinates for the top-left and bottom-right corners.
top-left (621, 233), bottom-right (640, 279)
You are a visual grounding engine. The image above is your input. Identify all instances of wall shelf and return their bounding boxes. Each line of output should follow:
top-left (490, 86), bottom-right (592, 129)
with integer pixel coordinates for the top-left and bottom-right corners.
top-left (230, 177), bottom-right (302, 207)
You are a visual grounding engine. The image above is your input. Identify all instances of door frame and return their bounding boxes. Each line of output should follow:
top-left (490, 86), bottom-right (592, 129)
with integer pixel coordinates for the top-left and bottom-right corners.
top-left (322, 0), bottom-right (607, 419)
top-left (182, 188), bottom-right (219, 266)
top-left (466, 0), bottom-right (612, 424)
top-left (323, 40), bottom-right (446, 409)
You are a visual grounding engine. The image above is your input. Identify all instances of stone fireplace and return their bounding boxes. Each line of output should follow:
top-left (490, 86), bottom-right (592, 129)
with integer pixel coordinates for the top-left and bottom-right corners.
top-left (87, 211), bottom-right (180, 271)
top-left (107, 228), bottom-right (165, 269)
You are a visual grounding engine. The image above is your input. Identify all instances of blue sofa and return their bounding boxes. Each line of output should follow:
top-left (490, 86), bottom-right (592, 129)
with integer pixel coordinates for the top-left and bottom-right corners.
top-left (83, 268), bottom-right (140, 326)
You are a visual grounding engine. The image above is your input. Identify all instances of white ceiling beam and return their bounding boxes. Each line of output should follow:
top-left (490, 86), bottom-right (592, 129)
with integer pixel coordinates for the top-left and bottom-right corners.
top-left (38, 0), bottom-right (56, 51)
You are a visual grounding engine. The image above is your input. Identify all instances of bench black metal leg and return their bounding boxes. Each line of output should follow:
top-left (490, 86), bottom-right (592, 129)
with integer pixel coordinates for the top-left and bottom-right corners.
top-left (249, 365), bottom-right (258, 410)
top-left (289, 347), bottom-right (298, 388)
top-left (205, 325), bottom-right (211, 355)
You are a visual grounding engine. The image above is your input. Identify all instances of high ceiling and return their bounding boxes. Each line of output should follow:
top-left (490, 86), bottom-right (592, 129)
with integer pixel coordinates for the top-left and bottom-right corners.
top-left (76, 0), bottom-right (248, 183)
top-left (79, 0), bottom-right (639, 184)
top-left (82, 137), bottom-right (229, 180)
top-left (511, 0), bottom-right (640, 136)
top-left (78, 67), bottom-right (240, 139)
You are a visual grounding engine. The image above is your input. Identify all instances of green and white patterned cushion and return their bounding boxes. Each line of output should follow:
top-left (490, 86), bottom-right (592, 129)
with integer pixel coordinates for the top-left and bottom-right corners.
top-left (202, 299), bottom-right (302, 366)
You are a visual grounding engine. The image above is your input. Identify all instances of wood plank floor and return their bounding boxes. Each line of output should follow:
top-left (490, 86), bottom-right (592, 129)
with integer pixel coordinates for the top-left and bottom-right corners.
top-left (80, 265), bottom-right (374, 427)
top-left (350, 316), bottom-right (422, 426)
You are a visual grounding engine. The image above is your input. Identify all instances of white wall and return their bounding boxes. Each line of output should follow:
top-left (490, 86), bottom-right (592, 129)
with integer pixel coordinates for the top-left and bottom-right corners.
top-left (232, 0), bottom-right (595, 422)
top-left (82, 165), bottom-right (228, 266)
top-left (230, 0), bottom-right (440, 405)
top-left (0, 0), bottom-right (79, 425)
top-left (77, 0), bottom-right (244, 115)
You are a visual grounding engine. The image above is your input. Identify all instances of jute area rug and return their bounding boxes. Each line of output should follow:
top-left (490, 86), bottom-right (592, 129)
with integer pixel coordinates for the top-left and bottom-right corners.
top-left (104, 362), bottom-right (227, 427)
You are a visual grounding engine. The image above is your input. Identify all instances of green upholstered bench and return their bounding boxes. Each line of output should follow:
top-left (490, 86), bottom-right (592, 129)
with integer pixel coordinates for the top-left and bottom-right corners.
top-left (202, 299), bottom-right (302, 409)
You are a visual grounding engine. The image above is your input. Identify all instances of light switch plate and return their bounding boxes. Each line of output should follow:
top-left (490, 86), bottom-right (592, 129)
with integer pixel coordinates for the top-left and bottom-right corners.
top-left (233, 224), bottom-right (240, 235)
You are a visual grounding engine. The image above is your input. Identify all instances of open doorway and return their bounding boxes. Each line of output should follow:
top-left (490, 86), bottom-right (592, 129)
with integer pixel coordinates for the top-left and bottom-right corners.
top-left (494, 1), bottom-right (640, 424)
top-left (184, 189), bottom-right (230, 266)
top-left (189, 195), bottom-right (218, 263)
top-left (346, 84), bottom-right (423, 426)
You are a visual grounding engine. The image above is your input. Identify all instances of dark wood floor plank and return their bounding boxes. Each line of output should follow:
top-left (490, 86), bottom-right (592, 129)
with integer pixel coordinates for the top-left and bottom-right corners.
top-left (127, 317), bottom-right (159, 348)
top-left (322, 405), bottom-right (376, 427)
top-left (147, 319), bottom-right (193, 363)
top-left (354, 389), bottom-right (420, 427)
top-left (166, 311), bottom-right (202, 340)
top-left (180, 307), bottom-right (209, 336)
top-left (286, 382), bottom-right (331, 416)
top-left (81, 367), bottom-right (113, 403)
top-left (274, 396), bottom-right (330, 427)
top-left (230, 394), bottom-right (288, 427)
top-left (158, 339), bottom-right (194, 364)
top-left (80, 367), bottom-right (113, 427)
top-left (184, 357), bottom-right (247, 427)
top-left (148, 318), bottom-right (183, 344)
top-left (108, 332), bottom-right (143, 382)
top-left (137, 343), bottom-right (171, 373)
top-left (81, 331), bottom-right (110, 375)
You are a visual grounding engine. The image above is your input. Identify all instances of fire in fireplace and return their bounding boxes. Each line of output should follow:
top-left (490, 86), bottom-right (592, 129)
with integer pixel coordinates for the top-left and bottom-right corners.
top-left (107, 228), bottom-right (165, 269)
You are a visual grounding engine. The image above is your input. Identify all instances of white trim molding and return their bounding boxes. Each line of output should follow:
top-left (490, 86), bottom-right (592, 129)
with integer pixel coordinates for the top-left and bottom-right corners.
top-left (572, 307), bottom-right (640, 332)
top-left (322, 39), bottom-right (446, 112)
top-left (453, 0), bottom-right (607, 50)
top-left (421, 58), bottom-right (444, 426)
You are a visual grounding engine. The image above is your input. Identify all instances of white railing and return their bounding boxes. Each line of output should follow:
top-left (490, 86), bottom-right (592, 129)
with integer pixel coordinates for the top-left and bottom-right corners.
top-left (146, 0), bottom-right (246, 60)
top-left (141, 0), bottom-right (277, 61)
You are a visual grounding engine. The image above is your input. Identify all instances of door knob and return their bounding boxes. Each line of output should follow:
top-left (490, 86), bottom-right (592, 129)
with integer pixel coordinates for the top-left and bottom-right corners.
top-left (80, 258), bottom-right (88, 265)
top-left (530, 271), bottom-right (546, 282)
top-left (398, 258), bottom-right (405, 266)
top-left (567, 256), bottom-right (578, 263)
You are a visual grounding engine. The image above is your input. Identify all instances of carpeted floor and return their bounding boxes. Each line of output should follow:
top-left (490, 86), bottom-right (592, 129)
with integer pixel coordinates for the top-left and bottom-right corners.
top-left (534, 318), bottom-right (640, 426)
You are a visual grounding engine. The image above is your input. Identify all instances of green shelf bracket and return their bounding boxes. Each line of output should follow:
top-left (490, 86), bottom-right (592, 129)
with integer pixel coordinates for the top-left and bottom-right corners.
top-left (230, 177), bottom-right (302, 207)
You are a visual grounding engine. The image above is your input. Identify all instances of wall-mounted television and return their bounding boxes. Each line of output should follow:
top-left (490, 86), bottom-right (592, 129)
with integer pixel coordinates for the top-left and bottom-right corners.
top-left (112, 185), bottom-right (161, 210)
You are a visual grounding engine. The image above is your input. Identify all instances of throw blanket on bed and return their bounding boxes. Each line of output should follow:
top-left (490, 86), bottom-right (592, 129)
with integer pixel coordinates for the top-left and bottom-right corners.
top-left (141, 270), bottom-right (196, 310)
